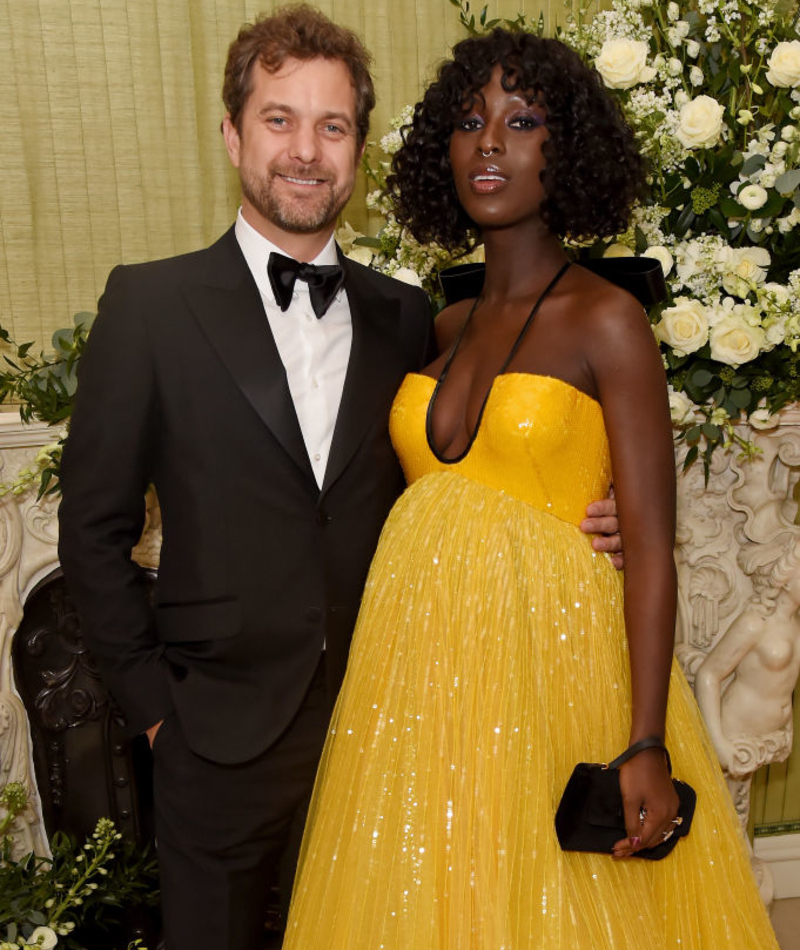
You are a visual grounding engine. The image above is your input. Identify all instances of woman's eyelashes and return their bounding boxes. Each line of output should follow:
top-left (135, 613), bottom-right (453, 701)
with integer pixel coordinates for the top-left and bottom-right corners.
top-left (508, 112), bottom-right (546, 130)
top-left (455, 111), bottom-right (545, 133)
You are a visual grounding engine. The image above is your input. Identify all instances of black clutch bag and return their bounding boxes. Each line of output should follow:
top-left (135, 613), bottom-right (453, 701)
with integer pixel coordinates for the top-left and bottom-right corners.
top-left (555, 736), bottom-right (696, 860)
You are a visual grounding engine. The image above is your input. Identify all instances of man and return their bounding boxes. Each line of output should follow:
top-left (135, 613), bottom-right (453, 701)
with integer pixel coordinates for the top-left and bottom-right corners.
top-left (58, 6), bottom-right (620, 949)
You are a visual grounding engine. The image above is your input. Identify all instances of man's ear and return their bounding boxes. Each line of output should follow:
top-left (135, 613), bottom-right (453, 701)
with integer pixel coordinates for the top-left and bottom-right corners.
top-left (222, 114), bottom-right (241, 168)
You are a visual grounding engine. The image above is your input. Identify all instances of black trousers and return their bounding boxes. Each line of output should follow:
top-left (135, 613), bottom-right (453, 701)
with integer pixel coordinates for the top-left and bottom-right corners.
top-left (152, 657), bottom-right (331, 950)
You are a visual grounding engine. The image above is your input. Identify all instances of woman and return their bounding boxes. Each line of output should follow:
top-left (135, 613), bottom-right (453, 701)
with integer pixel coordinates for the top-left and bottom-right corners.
top-left (284, 29), bottom-right (778, 948)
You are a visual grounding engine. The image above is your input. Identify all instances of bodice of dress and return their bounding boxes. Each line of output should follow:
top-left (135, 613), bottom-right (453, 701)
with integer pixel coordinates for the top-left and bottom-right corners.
top-left (389, 372), bottom-right (611, 529)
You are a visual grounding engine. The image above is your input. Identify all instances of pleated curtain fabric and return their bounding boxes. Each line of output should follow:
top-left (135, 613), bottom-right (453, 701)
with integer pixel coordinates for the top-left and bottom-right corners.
top-left (0, 0), bottom-right (550, 346)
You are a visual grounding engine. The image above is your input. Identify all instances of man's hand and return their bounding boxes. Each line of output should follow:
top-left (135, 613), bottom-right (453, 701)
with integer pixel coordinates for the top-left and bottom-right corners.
top-left (580, 494), bottom-right (623, 571)
top-left (146, 720), bottom-right (164, 749)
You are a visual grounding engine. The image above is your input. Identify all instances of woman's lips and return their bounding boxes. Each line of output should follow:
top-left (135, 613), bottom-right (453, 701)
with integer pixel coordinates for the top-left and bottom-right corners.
top-left (468, 165), bottom-right (508, 193)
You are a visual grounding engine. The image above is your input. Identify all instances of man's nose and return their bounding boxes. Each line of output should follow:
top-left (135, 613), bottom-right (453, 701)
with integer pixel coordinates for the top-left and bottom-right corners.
top-left (288, 124), bottom-right (322, 165)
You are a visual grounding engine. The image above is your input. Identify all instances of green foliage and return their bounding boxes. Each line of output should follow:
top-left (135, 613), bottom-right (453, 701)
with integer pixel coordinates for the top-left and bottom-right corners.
top-left (0, 314), bottom-right (94, 498)
top-left (0, 786), bottom-right (158, 950)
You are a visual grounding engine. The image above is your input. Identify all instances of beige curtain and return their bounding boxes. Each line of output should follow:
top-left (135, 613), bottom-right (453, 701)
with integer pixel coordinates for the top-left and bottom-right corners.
top-left (0, 0), bottom-right (552, 345)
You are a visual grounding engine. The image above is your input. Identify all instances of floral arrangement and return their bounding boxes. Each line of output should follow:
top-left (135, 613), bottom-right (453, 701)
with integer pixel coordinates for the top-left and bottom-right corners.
top-left (562, 0), bottom-right (800, 471)
top-left (0, 783), bottom-right (157, 950)
top-left (344, 0), bottom-right (800, 475)
top-left (0, 317), bottom-right (90, 498)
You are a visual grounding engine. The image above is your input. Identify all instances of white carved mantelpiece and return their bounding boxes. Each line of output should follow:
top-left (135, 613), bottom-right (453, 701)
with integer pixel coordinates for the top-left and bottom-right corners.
top-left (0, 410), bottom-right (798, 886)
top-left (675, 406), bottom-right (800, 902)
top-left (0, 413), bottom-right (161, 857)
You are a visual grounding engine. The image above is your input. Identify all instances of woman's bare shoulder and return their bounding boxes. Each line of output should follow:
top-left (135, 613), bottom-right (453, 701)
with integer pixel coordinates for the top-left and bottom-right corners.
top-left (434, 299), bottom-right (474, 352)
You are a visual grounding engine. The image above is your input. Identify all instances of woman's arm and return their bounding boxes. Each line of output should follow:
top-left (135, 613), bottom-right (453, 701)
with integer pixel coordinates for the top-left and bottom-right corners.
top-left (587, 283), bottom-right (680, 855)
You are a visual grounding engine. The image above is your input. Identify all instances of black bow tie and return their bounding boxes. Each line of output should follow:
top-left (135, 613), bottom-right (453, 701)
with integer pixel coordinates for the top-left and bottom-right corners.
top-left (267, 251), bottom-right (345, 319)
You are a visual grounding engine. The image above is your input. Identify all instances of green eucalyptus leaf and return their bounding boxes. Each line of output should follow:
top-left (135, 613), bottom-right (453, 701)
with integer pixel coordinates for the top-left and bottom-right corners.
top-left (740, 154), bottom-right (767, 176)
top-left (730, 387), bottom-right (752, 409)
top-left (688, 368), bottom-right (715, 387)
top-left (774, 168), bottom-right (800, 195)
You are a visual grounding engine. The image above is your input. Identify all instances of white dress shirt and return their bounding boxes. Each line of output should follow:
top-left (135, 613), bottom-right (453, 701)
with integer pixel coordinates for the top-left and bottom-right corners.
top-left (235, 210), bottom-right (352, 488)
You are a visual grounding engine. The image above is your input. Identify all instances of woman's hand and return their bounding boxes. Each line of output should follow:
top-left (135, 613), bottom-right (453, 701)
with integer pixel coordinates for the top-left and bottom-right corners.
top-left (612, 748), bottom-right (680, 858)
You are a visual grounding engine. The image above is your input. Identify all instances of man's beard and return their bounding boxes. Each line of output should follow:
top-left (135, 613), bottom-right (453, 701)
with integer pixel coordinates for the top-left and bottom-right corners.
top-left (240, 164), bottom-right (351, 234)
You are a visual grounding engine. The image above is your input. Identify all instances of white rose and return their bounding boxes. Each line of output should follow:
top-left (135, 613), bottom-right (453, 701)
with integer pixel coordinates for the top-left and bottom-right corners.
top-left (766, 41), bottom-right (800, 88)
top-left (676, 20), bottom-right (690, 38)
top-left (391, 267), bottom-right (423, 287)
top-left (674, 90), bottom-right (690, 108)
top-left (642, 245), bottom-right (674, 277)
top-left (654, 297), bottom-right (709, 356)
top-left (667, 28), bottom-right (682, 47)
top-left (781, 126), bottom-right (798, 142)
top-left (603, 242), bottom-right (635, 258)
top-left (28, 928), bottom-right (58, 950)
top-left (737, 184), bottom-right (769, 210)
top-left (689, 66), bottom-right (704, 86)
top-left (686, 40), bottom-right (700, 58)
top-left (676, 96), bottom-right (725, 149)
top-left (667, 1), bottom-right (680, 20)
top-left (346, 246), bottom-right (374, 267)
top-left (668, 387), bottom-right (697, 425)
top-left (749, 408), bottom-right (779, 430)
top-left (709, 315), bottom-right (766, 365)
top-left (595, 39), bottom-right (656, 89)
top-left (772, 141), bottom-right (789, 158)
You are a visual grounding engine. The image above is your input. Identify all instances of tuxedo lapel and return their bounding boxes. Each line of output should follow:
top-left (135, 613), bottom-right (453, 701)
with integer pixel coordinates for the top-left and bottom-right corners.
top-left (183, 229), bottom-right (316, 485)
top-left (321, 256), bottom-right (404, 495)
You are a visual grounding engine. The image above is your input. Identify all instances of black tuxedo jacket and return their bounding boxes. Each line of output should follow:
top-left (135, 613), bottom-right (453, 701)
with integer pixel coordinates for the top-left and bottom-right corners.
top-left (58, 227), bottom-right (433, 764)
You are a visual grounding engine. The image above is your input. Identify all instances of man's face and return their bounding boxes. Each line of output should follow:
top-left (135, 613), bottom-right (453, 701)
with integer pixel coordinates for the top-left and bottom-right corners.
top-left (223, 56), bottom-right (362, 246)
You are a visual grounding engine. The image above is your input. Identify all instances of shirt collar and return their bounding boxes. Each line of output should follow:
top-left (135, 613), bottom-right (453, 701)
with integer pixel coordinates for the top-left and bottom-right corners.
top-left (234, 208), bottom-right (340, 306)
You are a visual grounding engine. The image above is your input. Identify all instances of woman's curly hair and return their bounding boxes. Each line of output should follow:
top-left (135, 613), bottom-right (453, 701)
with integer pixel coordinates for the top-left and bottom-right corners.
top-left (387, 29), bottom-right (645, 251)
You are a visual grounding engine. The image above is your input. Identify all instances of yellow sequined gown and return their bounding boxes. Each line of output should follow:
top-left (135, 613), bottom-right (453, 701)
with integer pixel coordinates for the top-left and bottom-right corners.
top-left (284, 372), bottom-right (778, 949)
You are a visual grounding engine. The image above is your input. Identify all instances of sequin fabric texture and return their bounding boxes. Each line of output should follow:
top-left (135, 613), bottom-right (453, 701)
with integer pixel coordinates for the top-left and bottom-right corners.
top-left (284, 372), bottom-right (778, 949)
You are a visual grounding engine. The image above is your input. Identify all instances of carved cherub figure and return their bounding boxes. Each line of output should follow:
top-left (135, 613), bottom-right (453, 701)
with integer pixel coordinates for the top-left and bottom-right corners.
top-left (695, 532), bottom-right (800, 779)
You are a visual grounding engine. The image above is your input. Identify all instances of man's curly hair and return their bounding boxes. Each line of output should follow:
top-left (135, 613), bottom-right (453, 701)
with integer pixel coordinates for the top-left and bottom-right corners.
top-left (388, 29), bottom-right (644, 251)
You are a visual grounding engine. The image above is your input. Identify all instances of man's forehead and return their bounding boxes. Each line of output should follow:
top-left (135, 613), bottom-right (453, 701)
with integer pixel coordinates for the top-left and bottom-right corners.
top-left (250, 56), bottom-right (357, 117)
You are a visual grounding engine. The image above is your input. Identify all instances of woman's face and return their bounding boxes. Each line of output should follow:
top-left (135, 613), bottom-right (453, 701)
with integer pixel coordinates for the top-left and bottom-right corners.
top-left (448, 63), bottom-right (549, 232)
